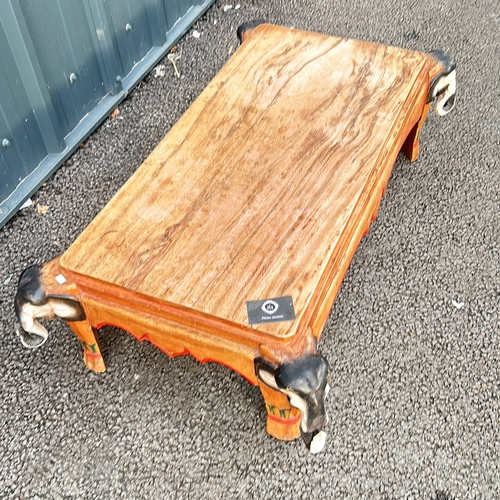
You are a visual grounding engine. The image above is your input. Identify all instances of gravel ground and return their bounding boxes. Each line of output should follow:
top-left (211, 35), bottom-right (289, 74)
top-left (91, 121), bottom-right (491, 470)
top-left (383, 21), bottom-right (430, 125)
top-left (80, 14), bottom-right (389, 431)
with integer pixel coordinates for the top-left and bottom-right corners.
top-left (1, 0), bottom-right (499, 498)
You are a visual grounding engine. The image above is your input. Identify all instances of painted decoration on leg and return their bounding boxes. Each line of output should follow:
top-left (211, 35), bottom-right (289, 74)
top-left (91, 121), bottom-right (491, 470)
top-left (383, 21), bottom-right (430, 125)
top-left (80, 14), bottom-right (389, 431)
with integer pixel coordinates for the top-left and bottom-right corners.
top-left (255, 354), bottom-right (330, 453)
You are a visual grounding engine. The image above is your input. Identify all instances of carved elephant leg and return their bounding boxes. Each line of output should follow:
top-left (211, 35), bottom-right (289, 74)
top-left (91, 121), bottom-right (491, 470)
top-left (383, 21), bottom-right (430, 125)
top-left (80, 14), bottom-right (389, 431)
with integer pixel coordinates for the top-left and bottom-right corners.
top-left (67, 320), bottom-right (106, 373)
top-left (14, 264), bottom-right (105, 372)
top-left (15, 265), bottom-right (85, 348)
top-left (403, 51), bottom-right (456, 162)
top-left (429, 51), bottom-right (456, 117)
top-left (255, 354), bottom-right (330, 453)
top-left (236, 20), bottom-right (266, 44)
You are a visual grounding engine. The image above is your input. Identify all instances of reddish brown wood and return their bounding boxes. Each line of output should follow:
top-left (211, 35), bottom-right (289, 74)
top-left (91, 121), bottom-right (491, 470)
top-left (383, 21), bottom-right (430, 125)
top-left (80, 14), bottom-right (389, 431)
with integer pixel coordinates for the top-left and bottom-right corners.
top-left (20, 24), bottom-right (451, 447)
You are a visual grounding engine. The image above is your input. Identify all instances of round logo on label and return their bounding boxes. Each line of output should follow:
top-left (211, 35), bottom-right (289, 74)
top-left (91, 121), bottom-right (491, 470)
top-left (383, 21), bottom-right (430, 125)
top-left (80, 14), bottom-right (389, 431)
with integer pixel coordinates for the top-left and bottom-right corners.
top-left (261, 299), bottom-right (279, 315)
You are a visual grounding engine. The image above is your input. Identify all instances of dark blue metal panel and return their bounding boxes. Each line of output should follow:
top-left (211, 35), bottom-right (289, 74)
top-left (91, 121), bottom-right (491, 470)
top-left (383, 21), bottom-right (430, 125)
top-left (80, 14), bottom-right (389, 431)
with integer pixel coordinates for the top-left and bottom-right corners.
top-left (164, 0), bottom-right (198, 32)
top-left (0, 0), bottom-right (215, 228)
top-left (105, 0), bottom-right (154, 75)
top-left (0, 24), bottom-right (47, 199)
top-left (19, 0), bottom-right (108, 134)
top-left (81, 0), bottom-right (124, 96)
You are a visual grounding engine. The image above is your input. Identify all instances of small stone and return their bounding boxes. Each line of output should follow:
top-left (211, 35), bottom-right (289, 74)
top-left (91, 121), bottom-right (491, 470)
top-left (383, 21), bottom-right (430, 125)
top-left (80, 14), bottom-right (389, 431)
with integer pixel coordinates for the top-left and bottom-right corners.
top-left (154, 64), bottom-right (166, 78)
top-left (36, 204), bottom-right (49, 215)
top-left (192, 30), bottom-right (200, 39)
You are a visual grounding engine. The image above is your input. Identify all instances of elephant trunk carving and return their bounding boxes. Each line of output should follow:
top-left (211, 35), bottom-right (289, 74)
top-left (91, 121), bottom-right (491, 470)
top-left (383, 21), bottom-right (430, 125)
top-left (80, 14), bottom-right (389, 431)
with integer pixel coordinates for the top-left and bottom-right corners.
top-left (14, 266), bottom-right (85, 348)
top-left (255, 354), bottom-right (330, 453)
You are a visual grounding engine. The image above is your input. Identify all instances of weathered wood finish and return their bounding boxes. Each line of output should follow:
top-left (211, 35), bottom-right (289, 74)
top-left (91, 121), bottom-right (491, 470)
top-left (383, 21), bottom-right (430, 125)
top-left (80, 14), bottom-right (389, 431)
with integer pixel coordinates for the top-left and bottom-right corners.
top-left (61, 25), bottom-right (441, 341)
top-left (27, 25), bottom-right (450, 445)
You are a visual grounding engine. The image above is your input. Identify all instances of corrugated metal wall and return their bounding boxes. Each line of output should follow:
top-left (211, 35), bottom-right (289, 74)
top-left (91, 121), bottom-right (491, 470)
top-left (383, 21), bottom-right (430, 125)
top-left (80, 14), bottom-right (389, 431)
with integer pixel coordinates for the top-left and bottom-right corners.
top-left (0, 0), bottom-right (214, 228)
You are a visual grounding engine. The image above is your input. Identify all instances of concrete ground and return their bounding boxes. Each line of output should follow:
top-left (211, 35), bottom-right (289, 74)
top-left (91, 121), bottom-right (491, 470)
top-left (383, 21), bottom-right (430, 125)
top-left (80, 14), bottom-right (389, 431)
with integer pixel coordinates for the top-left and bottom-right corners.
top-left (1, 0), bottom-right (498, 498)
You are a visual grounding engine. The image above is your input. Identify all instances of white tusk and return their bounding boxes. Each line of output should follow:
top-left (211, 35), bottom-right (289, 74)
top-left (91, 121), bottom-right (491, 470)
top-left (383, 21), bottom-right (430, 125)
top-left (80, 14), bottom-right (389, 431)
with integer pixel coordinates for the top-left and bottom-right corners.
top-left (285, 391), bottom-right (309, 431)
top-left (18, 302), bottom-right (52, 348)
top-left (433, 69), bottom-right (456, 116)
top-left (309, 430), bottom-right (327, 454)
top-left (50, 299), bottom-right (80, 319)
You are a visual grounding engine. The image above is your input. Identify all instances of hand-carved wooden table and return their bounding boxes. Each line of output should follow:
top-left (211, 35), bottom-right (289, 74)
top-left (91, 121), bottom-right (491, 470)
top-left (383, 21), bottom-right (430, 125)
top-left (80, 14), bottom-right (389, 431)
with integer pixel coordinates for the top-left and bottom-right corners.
top-left (15, 23), bottom-right (456, 453)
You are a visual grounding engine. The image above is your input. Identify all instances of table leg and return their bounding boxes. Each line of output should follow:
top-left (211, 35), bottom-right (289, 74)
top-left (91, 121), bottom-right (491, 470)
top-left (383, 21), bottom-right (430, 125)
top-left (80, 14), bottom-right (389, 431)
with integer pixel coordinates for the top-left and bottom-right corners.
top-left (67, 320), bottom-right (106, 373)
top-left (257, 378), bottom-right (301, 441)
top-left (401, 102), bottom-right (431, 162)
top-left (255, 354), bottom-right (330, 453)
top-left (15, 265), bottom-right (86, 349)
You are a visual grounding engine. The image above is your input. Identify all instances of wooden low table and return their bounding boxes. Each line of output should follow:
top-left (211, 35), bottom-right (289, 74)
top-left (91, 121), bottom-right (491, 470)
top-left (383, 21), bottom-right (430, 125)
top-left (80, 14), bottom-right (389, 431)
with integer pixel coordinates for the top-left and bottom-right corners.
top-left (15, 23), bottom-right (456, 453)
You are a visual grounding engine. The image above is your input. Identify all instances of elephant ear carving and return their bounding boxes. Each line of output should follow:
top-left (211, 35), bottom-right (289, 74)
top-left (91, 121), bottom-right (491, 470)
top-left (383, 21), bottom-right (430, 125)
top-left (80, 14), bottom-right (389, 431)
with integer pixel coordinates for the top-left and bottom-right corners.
top-left (255, 358), bottom-right (280, 390)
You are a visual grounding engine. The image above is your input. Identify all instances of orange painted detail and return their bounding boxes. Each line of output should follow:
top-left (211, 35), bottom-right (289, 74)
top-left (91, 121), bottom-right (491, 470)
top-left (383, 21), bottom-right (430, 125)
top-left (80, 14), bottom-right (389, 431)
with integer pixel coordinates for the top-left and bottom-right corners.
top-left (267, 412), bottom-right (301, 425)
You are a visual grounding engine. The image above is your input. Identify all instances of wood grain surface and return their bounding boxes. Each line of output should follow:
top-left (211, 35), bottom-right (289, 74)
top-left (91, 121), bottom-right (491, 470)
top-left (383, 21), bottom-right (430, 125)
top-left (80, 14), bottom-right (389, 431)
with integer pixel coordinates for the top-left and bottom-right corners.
top-left (60, 24), bottom-right (439, 341)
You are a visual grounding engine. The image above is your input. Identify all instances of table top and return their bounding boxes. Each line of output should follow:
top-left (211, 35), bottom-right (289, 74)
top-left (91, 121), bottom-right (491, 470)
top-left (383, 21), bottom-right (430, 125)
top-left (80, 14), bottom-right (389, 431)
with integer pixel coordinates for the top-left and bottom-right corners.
top-left (61, 24), bottom-right (438, 340)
